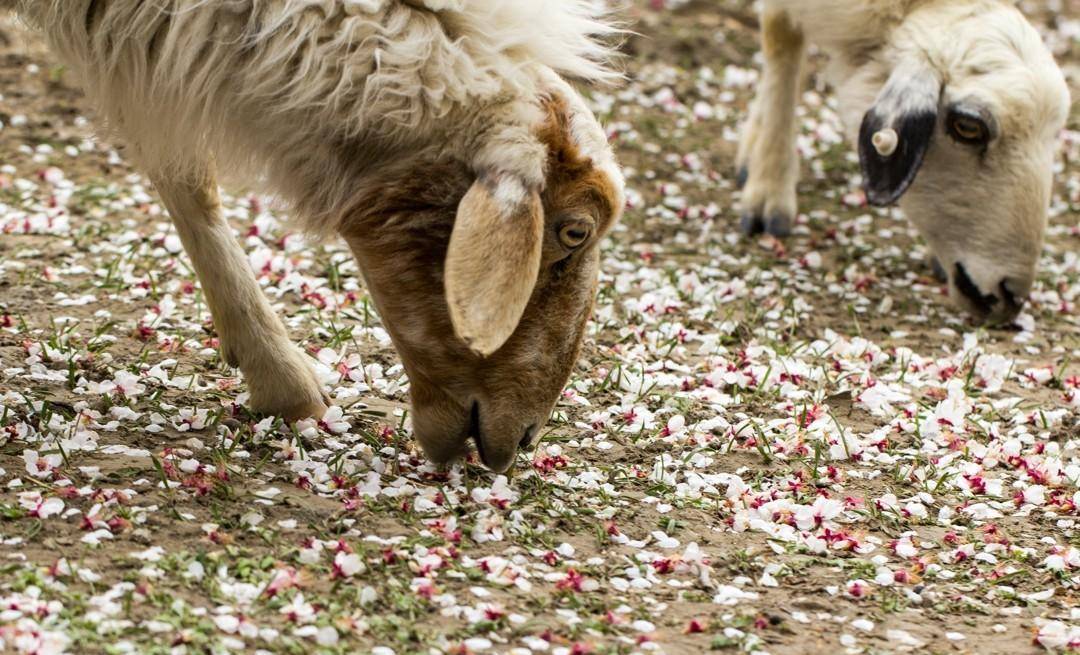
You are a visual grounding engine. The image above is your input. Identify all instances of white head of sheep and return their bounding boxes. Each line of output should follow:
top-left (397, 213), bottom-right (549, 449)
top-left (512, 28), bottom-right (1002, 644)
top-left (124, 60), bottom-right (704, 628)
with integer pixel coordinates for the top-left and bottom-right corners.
top-left (850, 3), bottom-right (1070, 324)
top-left (738, 0), bottom-right (1071, 325)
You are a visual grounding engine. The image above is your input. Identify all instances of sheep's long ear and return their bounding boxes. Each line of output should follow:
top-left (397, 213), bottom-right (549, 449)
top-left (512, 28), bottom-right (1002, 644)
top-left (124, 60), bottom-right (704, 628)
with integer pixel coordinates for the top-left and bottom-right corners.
top-left (445, 177), bottom-right (544, 356)
top-left (859, 60), bottom-right (942, 206)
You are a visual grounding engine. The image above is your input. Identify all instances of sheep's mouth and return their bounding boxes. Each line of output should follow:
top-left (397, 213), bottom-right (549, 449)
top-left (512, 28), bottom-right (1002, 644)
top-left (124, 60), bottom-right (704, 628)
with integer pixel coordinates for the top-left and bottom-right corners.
top-left (467, 401), bottom-right (488, 467)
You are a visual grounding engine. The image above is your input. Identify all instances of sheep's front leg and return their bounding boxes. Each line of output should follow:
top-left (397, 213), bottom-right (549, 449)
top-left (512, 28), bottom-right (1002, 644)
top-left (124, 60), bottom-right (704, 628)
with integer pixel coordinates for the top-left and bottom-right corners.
top-left (735, 7), bottom-right (805, 237)
top-left (151, 166), bottom-right (328, 421)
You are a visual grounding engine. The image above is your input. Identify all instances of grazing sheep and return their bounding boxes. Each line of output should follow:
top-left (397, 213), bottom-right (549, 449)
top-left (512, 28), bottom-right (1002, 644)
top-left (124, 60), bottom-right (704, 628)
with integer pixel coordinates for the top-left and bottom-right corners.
top-left (4, 0), bottom-right (625, 473)
top-left (736, 0), bottom-right (1071, 324)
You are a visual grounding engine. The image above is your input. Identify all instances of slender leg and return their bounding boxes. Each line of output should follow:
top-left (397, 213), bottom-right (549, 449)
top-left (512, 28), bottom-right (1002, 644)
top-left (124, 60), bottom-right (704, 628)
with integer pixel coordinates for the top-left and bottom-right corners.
top-left (150, 164), bottom-right (328, 420)
top-left (735, 6), bottom-right (805, 237)
top-left (734, 95), bottom-right (762, 191)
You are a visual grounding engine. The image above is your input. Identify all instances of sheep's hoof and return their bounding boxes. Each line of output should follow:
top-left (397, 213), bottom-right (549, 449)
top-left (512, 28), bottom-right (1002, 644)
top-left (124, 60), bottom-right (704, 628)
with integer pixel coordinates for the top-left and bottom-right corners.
top-left (764, 212), bottom-right (792, 238)
top-left (219, 343), bottom-right (241, 369)
top-left (256, 395), bottom-right (330, 424)
top-left (740, 211), bottom-right (791, 238)
top-left (930, 257), bottom-right (947, 282)
top-left (284, 398), bottom-right (331, 423)
top-left (735, 166), bottom-right (749, 190)
top-left (245, 348), bottom-right (330, 423)
top-left (740, 211), bottom-right (764, 236)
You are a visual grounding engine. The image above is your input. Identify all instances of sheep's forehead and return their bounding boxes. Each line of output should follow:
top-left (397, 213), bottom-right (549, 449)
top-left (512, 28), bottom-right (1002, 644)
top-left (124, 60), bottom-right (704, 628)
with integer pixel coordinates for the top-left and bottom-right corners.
top-left (949, 63), bottom-right (1069, 138)
top-left (533, 69), bottom-right (624, 207)
top-left (946, 8), bottom-right (1070, 132)
top-left (565, 107), bottom-right (626, 210)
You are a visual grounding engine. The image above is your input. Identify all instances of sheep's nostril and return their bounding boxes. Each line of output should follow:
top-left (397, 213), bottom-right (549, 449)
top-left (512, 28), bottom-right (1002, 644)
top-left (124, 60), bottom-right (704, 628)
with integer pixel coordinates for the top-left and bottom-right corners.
top-left (519, 424), bottom-right (537, 451)
top-left (954, 263), bottom-right (998, 315)
top-left (468, 401), bottom-right (489, 465)
top-left (468, 401), bottom-right (481, 438)
top-left (929, 256), bottom-right (947, 283)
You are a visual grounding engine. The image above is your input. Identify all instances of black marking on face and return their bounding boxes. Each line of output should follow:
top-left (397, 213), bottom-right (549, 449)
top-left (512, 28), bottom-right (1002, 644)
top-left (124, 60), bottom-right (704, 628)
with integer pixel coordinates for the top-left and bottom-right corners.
top-left (858, 109), bottom-right (937, 207)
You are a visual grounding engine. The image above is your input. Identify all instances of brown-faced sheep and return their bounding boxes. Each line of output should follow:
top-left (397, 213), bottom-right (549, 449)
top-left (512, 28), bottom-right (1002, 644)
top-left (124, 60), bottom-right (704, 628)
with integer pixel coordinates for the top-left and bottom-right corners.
top-left (5, 0), bottom-right (625, 473)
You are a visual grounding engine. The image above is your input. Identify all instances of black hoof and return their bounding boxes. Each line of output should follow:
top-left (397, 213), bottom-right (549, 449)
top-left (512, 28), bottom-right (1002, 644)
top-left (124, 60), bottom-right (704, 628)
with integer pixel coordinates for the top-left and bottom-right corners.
top-left (930, 257), bottom-right (947, 282)
top-left (735, 166), bottom-right (749, 190)
top-left (765, 212), bottom-right (792, 238)
top-left (740, 212), bottom-right (764, 236)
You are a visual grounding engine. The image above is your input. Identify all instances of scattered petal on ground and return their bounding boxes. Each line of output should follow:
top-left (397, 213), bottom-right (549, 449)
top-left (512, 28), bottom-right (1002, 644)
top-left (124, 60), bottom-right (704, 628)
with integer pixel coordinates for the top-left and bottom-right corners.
top-left (1, 3), bottom-right (1078, 654)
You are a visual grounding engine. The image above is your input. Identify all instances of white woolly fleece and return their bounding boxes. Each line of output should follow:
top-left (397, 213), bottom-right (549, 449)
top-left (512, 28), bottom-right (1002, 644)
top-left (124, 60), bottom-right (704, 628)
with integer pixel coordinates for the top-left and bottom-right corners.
top-left (11, 0), bottom-right (621, 232)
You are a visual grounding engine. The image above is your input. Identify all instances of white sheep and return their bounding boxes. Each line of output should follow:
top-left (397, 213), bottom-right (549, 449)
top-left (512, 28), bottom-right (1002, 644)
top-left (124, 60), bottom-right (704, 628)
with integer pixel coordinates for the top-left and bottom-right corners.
top-left (3, 0), bottom-right (625, 473)
top-left (737, 0), bottom-right (1071, 324)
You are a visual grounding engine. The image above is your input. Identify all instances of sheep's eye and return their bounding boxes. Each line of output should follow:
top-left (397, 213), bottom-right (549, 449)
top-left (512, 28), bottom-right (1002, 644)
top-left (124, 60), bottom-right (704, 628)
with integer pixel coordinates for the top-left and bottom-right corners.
top-left (558, 222), bottom-right (591, 249)
top-left (947, 112), bottom-right (990, 146)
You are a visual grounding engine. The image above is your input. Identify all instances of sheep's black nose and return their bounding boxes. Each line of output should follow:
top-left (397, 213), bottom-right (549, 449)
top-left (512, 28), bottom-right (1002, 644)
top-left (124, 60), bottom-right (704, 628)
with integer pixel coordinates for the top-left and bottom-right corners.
top-left (954, 264), bottom-right (1031, 325)
top-left (519, 424), bottom-right (538, 451)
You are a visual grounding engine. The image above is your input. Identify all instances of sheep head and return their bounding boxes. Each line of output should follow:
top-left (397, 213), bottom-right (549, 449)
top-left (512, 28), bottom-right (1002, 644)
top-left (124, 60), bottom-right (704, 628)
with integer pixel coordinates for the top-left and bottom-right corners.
top-left (850, 1), bottom-right (1070, 325)
top-left (341, 86), bottom-right (623, 473)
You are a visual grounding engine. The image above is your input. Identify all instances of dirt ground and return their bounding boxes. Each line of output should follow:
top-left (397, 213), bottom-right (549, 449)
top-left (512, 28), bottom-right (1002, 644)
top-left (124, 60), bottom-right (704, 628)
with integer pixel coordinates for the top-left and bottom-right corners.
top-left (0, 2), bottom-right (1078, 654)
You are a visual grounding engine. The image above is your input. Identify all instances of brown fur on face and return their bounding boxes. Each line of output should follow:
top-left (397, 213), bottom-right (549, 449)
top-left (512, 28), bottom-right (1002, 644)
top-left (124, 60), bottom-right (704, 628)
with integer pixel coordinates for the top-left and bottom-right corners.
top-left (340, 93), bottom-right (622, 472)
top-left (535, 96), bottom-right (620, 232)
